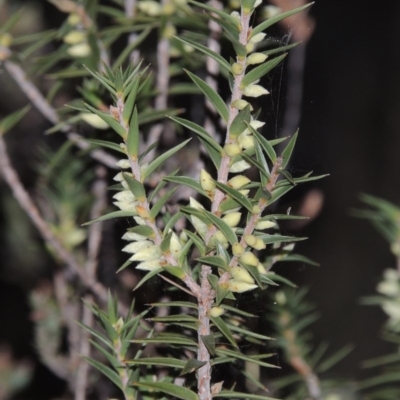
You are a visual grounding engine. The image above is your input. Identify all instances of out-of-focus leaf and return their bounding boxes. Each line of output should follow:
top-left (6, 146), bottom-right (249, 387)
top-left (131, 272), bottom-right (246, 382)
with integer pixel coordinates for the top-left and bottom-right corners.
top-left (83, 357), bottom-right (122, 390)
top-left (85, 139), bottom-right (126, 153)
top-left (133, 382), bottom-right (198, 400)
top-left (83, 210), bottom-right (137, 225)
top-left (180, 359), bottom-right (207, 376)
top-left (210, 316), bottom-right (238, 348)
top-left (0, 106), bottom-right (30, 136)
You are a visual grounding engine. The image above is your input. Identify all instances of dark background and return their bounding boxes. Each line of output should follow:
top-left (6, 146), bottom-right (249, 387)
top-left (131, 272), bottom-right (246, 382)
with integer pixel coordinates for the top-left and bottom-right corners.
top-left (1, 0), bottom-right (400, 397)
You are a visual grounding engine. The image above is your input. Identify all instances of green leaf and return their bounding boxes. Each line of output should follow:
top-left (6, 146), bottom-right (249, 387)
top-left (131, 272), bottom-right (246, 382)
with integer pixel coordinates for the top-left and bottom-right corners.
top-left (180, 359), bottom-right (207, 376)
top-left (170, 116), bottom-right (223, 156)
top-left (150, 187), bottom-right (177, 220)
top-left (123, 173), bottom-right (146, 200)
top-left (247, 122), bottom-right (277, 163)
top-left (183, 230), bottom-right (206, 256)
top-left (77, 322), bottom-right (113, 350)
top-left (84, 103), bottom-right (127, 138)
top-left (160, 231), bottom-right (173, 253)
top-left (132, 334), bottom-right (197, 347)
top-left (133, 382), bottom-right (198, 400)
top-left (185, 70), bottom-right (229, 122)
top-left (0, 106), bottom-right (30, 136)
top-left (128, 225), bottom-right (155, 237)
top-left (83, 210), bottom-right (137, 226)
top-left (142, 139), bottom-right (191, 180)
top-left (89, 340), bottom-right (119, 369)
top-left (83, 357), bottom-right (122, 390)
top-left (241, 54), bottom-right (287, 88)
top-left (215, 349), bottom-right (278, 368)
top-left (269, 184), bottom-right (294, 205)
top-left (214, 390), bottom-right (278, 399)
top-left (227, 324), bottom-right (273, 341)
top-left (220, 305), bottom-right (255, 318)
top-left (229, 105), bottom-right (251, 138)
top-left (202, 210), bottom-right (238, 245)
top-left (148, 315), bottom-right (198, 323)
top-left (254, 140), bottom-right (270, 187)
top-left (82, 66), bottom-right (117, 96)
top-left (201, 334), bottom-right (216, 356)
top-left (215, 182), bottom-right (253, 212)
top-left (127, 357), bottom-right (185, 368)
top-left (164, 176), bottom-right (207, 197)
top-left (127, 107), bottom-right (140, 158)
top-left (258, 234), bottom-right (306, 245)
top-left (210, 316), bottom-right (238, 348)
top-left (281, 130), bottom-right (298, 169)
top-left (283, 254), bottom-right (319, 266)
top-left (85, 138), bottom-right (126, 153)
top-left (264, 273), bottom-right (297, 288)
top-left (252, 2), bottom-right (313, 37)
top-left (197, 256), bottom-right (228, 270)
top-left (133, 268), bottom-right (163, 291)
top-left (150, 301), bottom-right (198, 309)
top-left (263, 42), bottom-right (300, 57)
top-left (174, 36), bottom-right (231, 73)
top-left (139, 108), bottom-right (181, 125)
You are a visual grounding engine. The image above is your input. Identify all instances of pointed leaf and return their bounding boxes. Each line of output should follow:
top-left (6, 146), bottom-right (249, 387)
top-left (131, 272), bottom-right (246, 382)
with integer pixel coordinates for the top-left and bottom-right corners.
top-left (84, 103), bottom-right (126, 138)
top-left (263, 42), bottom-right (300, 57)
top-left (0, 106), bottom-right (30, 135)
top-left (127, 107), bottom-right (139, 158)
top-left (201, 334), bottom-right (216, 356)
top-left (185, 70), bottom-right (229, 122)
top-left (210, 316), bottom-right (238, 348)
top-left (247, 122), bottom-right (277, 163)
top-left (214, 390), bottom-right (277, 399)
top-left (229, 105), bottom-right (251, 138)
top-left (132, 334), bottom-right (197, 347)
top-left (183, 230), bottom-right (206, 256)
top-left (133, 382), bottom-right (198, 400)
top-left (164, 176), bottom-right (207, 197)
top-left (203, 210), bottom-right (237, 245)
top-left (241, 54), bottom-right (287, 88)
top-left (197, 256), bottom-right (228, 270)
top-left (150, 187), bottom-right (177, 220)
top-left (175, 36), bottom-right (231, 73)
top-left (123, 173), bottom-right (146, 200)
top-left (142, 139), bottom-right (191, 179)
top-left (281, 130), bottom-right (298, 169)
top-left (150, 301), bottom-right (197, 309)
top-left (215, 349), bottom-right (278, 368)
top-left (83, 210), bottom-right (137, 225)
top-left (252, 2), bottom-right (313, 37)
top-left (83, 357), bottom-right (122, 389)
top-left (180, 359), bottom-right (207, 376)
top-left (133, 268), bottom-right (163, 291)
top-left (85, 138), bottom-right (126, 153)
top-left (215, 182), bottom-right (253, 212)
top-left (127, 357), bottom-right (185, 368)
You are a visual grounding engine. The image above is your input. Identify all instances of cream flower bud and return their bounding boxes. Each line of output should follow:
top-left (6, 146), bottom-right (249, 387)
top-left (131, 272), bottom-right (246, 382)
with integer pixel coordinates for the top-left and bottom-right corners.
top-left (123, 240), bottom-right (152, 254)
top-left (67, 13), bottom-right (81, 25)
top-left (239, 189), bottom-right (250, 196)
top-left (116, 159), bottom-right (131, 169)
top-left (129, 245), bottom-right (161, 262)
top-left (228, 175), bottom-right (250, 189)
top-left (113, 200), bottom-right (138, 212)
top-left (64, 30), bottom-right (86, 44)
top-left (190, 197), bottom-right (204, 210)
top-left (0, 32), bottom-right (12, 47)
top-left (230, 266), bottom-right (255, 284)
top-left (200, 169), bottom-right (216, 192)
top-left (283, 243), bottom-right (295, 252)
top-left (254, 0), bottom-right (262, 8)
top-left (247, 52), bottom-right (268, 65)
top-left (231, 99), bottom-right (253, 111)
top-left (191, 216), bottom-right (208, 237)
top-left (180, 231), bottom-right (189, 243)
top-left (244, 235), bottom-right (266, 250)
top-left (239, 251), bottom-right (259, 267)
top-left (163, 3), bottom-right (176, 15)
top-left (80, 113), bottom-right (109, 129)
top-left (134, 216), bottom-right (147, 225)
top-left (228, 279), bottom-right (257, 293)
top-left (250, 120), bottom-right (265, 130)
top-left (245, 42), bottom-right (255, 54)
top-left (229, 160), bottom-right (251, 173)
top-left (211, 230), bottom-right (228, 246)
top-left (224, 143), bottom-right (242, 157)
top-left (136, 260), bottom-right (162, 271)
top-left (113, 190), bottom-right (135, 203)
top-left (222, 212), bottom-right (241, 228)
top-left (257, 262), bottom-right (267, 274)
top-left (209, 307), bottom-right (225, 318)
top-left (122, 232), bottom-right (147, 241)
top-left (232, 242), bottom-right (244, 256)
top-left (114, 172), bottom-right (124, 182)
top-left (238, 133), bottom-right (254, 150)
top-left (231, 62), bottom-right (244, 75)
top-left (169, 232), bottom-right (182, 258)
top-left (250, 32), bottom-right (266, 44)
top-left (275, 291), bottom-right (287, 305)
top-left (243, 84), bottom-right (270, 98)
top-left (377, 280), bottom-right (400, 297)
top-left (255, 220), bottom-right (276, 230)
top-left (263, 5), bottom-right (282, 19)
top-left (138, 0), bottom-right (162, 16)
top-left (67, 42), bottom-right (91, 58)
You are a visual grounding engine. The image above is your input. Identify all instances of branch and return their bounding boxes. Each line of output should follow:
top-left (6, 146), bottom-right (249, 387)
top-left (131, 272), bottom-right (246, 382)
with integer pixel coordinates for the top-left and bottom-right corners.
top-left (0, 135), bottom-right (128, 316)
top-left (124, 0), bottom-right (140, 64)
top-left (2, 51), bottom-right (118, 169)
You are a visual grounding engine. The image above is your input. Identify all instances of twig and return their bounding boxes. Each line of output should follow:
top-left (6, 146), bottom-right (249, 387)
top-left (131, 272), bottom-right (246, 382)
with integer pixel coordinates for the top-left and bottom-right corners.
top-left (75, 167), bottom-right (108, 400)
top-left (144, 0), bottom-right (171, 160)
top-left (0, 135), bottom-right (128, 316)
top-left (2, 51), bottom-right (118, 169)
top-left (124, 0), bottom-right (140, 64)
